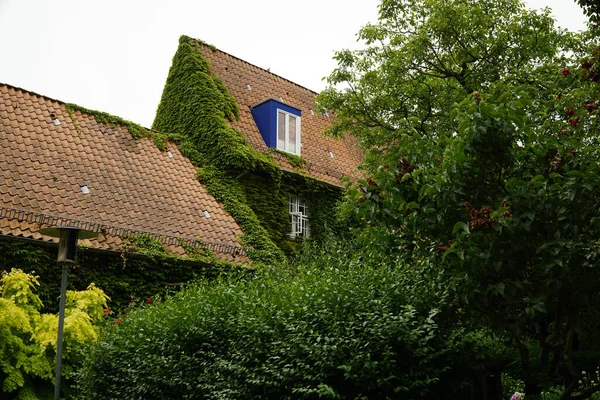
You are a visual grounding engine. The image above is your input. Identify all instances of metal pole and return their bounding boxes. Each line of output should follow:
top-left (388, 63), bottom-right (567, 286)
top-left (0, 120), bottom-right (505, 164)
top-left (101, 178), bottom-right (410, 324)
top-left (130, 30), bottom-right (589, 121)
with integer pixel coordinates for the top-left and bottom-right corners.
top-left (54, 262), bottom-right (69, 400)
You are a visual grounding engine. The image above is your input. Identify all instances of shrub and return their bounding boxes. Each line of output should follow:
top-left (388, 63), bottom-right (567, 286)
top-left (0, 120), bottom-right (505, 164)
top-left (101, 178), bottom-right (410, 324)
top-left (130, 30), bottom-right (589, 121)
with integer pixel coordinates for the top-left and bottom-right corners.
top-left (0, 269), bottom-right (108, 399)
top-left (77, 251), bottom-right (498, 399)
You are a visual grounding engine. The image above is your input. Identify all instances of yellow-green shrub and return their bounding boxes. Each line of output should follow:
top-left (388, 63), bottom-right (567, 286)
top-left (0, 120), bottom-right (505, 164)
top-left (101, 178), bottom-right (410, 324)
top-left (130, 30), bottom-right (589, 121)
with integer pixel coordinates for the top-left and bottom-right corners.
top-left (0, 269), bottom-right (108, 399)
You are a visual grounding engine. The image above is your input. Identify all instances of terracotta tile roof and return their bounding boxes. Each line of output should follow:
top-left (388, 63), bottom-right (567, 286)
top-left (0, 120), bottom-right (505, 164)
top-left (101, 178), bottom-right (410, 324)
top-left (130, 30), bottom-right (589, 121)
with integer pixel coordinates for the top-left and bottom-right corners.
top-left (0, 83), bottom-right (245, 261)
top-left (189, 39), bottom-right (363, 187)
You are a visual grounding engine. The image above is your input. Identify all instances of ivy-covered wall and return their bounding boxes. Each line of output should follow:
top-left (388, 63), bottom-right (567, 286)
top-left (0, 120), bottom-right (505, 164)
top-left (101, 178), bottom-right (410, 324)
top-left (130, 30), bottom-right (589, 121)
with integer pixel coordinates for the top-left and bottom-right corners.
top-left (237, 171), bottom-right (342, 255)
top-left (153, 36), bottom-right (343, 259)
top-left (0, 238), bottom-right (243, 313)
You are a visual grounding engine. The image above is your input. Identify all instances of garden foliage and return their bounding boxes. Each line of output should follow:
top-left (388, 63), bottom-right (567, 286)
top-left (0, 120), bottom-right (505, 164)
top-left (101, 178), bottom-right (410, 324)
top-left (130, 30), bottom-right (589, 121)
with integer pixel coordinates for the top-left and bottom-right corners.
top-left (72, 0), bottom-right (600, 398)
top-left (319, 0), bottom-right (600, 397)
top-left (76, 241), bottom-right (508, 399)
top-left (0, 269), bottom-right (108, 399)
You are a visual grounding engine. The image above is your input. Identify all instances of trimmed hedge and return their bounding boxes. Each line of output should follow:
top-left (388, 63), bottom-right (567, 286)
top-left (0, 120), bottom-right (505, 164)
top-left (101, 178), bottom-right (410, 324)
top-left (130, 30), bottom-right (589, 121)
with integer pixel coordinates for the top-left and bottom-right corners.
top-left (76, 252), bottom-right (493, 399)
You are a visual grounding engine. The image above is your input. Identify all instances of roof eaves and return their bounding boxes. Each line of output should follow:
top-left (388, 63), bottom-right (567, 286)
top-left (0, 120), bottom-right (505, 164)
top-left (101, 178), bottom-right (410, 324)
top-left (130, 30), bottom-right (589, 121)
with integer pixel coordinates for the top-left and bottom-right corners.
top-left (0, 202), bottom-right (246, 258)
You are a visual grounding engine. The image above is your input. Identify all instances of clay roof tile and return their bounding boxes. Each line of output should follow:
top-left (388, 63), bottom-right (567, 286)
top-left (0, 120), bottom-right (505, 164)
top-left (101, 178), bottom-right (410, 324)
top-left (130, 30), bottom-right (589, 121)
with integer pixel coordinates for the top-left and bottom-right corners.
top-left (0, 83), bottom-right (245, 261)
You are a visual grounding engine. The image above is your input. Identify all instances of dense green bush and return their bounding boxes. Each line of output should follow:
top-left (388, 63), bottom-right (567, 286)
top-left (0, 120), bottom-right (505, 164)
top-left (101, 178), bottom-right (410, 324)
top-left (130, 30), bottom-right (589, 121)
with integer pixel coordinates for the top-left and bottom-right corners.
top-left (75, 245), bottom-right (497, 399)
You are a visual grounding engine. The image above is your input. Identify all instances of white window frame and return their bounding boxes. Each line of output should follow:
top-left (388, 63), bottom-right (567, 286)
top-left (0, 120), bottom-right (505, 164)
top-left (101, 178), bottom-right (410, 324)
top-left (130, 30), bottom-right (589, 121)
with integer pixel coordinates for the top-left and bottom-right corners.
top-left (289, 195), bottom-right (309, 238)
top-left (277, 109), bottom-right (301, 156)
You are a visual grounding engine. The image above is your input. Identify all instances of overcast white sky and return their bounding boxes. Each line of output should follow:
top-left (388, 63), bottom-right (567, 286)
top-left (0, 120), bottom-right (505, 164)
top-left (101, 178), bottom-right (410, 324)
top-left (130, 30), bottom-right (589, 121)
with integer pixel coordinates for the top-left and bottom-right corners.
top-left (0, 0), bottom-right (588, 128)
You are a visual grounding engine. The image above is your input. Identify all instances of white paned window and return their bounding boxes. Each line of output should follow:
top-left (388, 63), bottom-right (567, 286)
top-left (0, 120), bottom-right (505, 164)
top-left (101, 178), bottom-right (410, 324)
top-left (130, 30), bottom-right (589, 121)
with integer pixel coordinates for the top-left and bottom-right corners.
top-left (277, 110), bottom-right (301, 155)
top-left (289, 195), bottom-right (309, 238)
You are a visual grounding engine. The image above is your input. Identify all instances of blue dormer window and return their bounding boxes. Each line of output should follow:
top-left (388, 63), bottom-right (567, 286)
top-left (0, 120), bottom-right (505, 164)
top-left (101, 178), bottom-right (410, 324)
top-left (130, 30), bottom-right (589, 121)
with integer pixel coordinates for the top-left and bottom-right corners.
top-left (251, 99), bottom-right (302, 156)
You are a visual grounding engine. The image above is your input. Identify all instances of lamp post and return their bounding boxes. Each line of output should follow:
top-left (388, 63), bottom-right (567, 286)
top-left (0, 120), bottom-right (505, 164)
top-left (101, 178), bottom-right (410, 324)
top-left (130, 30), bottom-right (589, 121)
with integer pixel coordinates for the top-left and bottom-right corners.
top-left (39, 226), bottom-right (97, 400)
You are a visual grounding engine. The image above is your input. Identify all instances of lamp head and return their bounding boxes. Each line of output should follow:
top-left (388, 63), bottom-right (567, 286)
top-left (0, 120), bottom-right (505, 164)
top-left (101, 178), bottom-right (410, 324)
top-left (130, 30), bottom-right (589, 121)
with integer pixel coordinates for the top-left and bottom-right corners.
top-left (39, 226), bottom-right (98, 264)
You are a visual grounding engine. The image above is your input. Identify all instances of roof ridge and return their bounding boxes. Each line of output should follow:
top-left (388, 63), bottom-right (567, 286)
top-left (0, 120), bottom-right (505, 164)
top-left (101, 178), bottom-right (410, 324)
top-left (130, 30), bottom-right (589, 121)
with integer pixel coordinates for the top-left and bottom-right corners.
top-left (0, 81), bottom-right (67, 107)
top-left (0, 81), bottom-right (166, 135)
top-left (185, 36), bottom-right (320, 95)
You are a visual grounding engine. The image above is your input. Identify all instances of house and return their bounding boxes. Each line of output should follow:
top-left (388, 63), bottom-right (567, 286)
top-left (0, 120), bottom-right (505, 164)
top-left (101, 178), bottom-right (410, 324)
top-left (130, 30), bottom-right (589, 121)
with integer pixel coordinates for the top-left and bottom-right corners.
top-left (152, 36), bottom-right (362, 253)
top-left (0, 82), bottom-right (246, 309)
top-left (0, 36), bottom-right (362, 307)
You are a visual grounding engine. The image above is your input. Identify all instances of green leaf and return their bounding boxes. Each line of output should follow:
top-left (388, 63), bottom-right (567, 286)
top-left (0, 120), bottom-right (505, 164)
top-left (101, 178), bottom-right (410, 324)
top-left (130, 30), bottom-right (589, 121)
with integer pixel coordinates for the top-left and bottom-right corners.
top-left (497, 92), bottom-right (511, 103)
top-left (406, 201), bottom-right (420, 210)
top-left (533, 303), bottom-right (547, 314)
top-left (493, 283), bottom-right (505, 296)
top-left (452, 221), bottom-right (469, 235)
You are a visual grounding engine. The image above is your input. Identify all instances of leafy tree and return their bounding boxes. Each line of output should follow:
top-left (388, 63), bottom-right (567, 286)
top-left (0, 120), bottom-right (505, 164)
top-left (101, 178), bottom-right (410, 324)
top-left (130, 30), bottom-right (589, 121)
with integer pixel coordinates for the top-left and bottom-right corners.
top-left (321, 0), bottom-right (572, 145)
top-left (320, 0), bottom-right (600, 398)
top-left (576, 0), bottom-right (600, 22)
top-left (0, 269), bottom-right (108, 399)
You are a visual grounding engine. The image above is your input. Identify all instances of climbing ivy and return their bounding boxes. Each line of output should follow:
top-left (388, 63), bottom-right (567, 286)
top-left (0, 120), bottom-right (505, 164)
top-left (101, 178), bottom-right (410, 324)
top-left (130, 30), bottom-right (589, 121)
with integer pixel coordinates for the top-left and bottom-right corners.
top-left (120, 233), bottom-right (227, 268)
top-left (64, 103), bottom-right (170, 150)
top-left (121, 234), bottom-right (169, 259)
top-left (196, 166), bottom-right (285, 263)
top-left (270, 149), bottom-right (307, 169)
top-left (153, 36), bottom-right (276, 174)
top-left (153, 35), bottom-right (343, 261)
top-left (0, 240), bottom-right (243, 314)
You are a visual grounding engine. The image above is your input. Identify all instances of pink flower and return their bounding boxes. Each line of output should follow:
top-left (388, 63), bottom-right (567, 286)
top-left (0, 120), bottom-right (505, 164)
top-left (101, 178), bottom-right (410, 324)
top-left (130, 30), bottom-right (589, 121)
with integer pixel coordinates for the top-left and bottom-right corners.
top-left (146, 297), bottom-right (153, 304)
top-left (103, 308), bottom-right (110, 314)
top-left (582, 61), bottom-right (593, 69)
top-left (562, 67), bottom-right (570, 77)
top-left (585, 102), bottom-right (596, 112)
top-left (115, 318), bottom-right (122, 324)
top-left (569, 118), bottom-right (580, 127)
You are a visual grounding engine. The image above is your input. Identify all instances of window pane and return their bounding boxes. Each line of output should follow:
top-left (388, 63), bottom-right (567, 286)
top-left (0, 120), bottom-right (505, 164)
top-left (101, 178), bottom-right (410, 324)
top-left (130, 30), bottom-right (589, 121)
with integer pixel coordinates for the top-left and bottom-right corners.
top-left (278, 111), bottom-right (286, 150)
top-left (291, 214), bottom-right (300, 236)
top-left (288, 115), bottom-right (296, 153)
top-left (289, 195), bottom-right (309, 238)
top-left (289, 196), bottom-right (297, 213)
